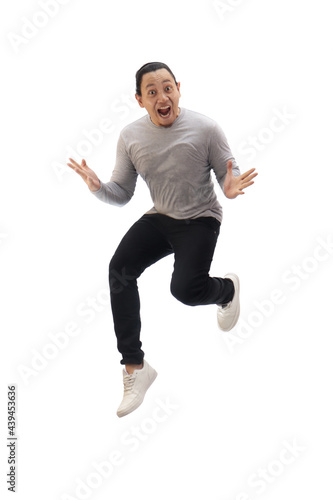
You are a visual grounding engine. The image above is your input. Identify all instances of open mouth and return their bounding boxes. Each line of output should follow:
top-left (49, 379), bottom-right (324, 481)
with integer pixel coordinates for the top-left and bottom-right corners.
top-left (158, 106), bottom-right (171, 118)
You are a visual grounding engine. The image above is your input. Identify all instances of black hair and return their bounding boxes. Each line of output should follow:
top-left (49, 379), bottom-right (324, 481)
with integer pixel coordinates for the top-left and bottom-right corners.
top-left (135, 62), bottom-right (178, 96)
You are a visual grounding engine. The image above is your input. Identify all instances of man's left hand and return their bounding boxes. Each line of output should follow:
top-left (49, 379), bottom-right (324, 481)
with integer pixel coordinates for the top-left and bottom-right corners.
top-left (224, 160), bottom-right (258, 199)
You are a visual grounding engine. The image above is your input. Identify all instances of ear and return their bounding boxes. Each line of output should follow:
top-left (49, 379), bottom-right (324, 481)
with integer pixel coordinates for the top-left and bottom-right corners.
top-left (176, 81), bottom-right (181, 97)
top-left (135, 94), bottom-right (145, 108)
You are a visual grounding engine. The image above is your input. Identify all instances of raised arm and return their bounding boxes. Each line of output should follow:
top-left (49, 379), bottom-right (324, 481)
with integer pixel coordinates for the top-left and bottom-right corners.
top-left (67, 134), bottom-right (138, 207)
top-left (209, 122), bottom-right (257, 199)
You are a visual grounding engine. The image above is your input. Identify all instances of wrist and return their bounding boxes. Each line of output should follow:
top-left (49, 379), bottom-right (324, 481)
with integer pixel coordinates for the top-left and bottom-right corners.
top-left (89, 179), bottom-right (101, 192)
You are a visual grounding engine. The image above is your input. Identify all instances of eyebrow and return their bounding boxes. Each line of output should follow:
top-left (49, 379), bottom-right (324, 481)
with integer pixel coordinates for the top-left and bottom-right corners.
top-left (145, 79), bottom-right (173, 89)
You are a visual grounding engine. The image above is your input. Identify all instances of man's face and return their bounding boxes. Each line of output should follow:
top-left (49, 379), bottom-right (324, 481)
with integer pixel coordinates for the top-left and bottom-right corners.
top-left (135, 69), bottom-right (181, 127)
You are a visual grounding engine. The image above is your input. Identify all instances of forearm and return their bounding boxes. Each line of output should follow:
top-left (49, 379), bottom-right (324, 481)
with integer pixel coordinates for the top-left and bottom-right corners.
top-left (91, 180), bottom-right (133, 206)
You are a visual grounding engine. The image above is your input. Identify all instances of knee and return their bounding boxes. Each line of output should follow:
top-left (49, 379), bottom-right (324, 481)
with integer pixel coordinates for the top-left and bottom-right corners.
top-left (109, 255), bottom-right (118, 285)
top-left (170, 279), bottom-right (198, 306)
top-left (109, 258), bottom-right (122, 294)
top-left (109, 254), bottom-right (119, 276)
top-left (109, 257), bottom-right (138, 294)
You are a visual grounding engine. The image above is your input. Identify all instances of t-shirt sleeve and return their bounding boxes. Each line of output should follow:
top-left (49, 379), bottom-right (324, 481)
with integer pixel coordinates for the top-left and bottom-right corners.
top-left (91, 133), bottom-right (138, 206)
top-left (208, 122), bottom-right (240, 195)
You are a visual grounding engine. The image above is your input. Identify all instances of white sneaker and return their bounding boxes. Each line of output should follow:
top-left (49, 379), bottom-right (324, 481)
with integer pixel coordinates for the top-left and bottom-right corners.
top-left (217, 273), bottom-right (240, 331)
top-left (117, 360), bottom-right (157, 418)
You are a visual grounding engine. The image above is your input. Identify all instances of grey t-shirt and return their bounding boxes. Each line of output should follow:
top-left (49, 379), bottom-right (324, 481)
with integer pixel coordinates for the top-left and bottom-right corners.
top-left (92, 107), bottom-right (240, 223)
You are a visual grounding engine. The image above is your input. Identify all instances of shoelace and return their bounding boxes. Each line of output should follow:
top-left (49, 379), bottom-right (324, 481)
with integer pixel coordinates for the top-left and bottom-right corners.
top-left (123, 373), bottom-right (136, 394)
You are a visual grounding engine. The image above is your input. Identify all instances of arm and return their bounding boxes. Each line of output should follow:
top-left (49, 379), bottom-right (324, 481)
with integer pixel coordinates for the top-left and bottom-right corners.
top-left (67, 134), bottom-right (138, 207)
top-left (208, 123), bottom-right (257, 199)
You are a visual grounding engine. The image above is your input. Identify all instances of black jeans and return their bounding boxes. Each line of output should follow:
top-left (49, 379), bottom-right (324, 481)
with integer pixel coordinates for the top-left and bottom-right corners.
top-left (109, 213), bottom-right (234, 365)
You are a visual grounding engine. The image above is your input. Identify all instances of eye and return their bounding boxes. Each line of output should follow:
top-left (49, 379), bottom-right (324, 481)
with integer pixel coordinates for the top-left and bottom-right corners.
top-left (148, 90), bottom-right (156, 95)
top-left (165, 86), bottom-right (172, 91)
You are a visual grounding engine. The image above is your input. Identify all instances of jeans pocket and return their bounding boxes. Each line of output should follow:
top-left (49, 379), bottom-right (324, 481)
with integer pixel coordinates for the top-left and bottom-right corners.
top-left (195, 216), bottom-right (221, 235)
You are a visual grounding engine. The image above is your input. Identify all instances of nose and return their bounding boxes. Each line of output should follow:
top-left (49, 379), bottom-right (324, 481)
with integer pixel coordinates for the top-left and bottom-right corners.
top-left (158, 91), bottom-right (169, 103)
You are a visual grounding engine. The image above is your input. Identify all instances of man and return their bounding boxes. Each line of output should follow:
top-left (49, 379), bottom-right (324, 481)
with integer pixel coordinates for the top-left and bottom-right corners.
top-left (67, 62), bottom-right (257, 418)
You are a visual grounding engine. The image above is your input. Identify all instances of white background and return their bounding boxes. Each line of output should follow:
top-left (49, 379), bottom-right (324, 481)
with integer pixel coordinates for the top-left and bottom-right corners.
top-left (1, 0), bottom-right (332, 499)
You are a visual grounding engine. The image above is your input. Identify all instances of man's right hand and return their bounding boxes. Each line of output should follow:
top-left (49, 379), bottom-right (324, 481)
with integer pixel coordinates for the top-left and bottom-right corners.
top-left (67, 158), bottom-right (101, 192)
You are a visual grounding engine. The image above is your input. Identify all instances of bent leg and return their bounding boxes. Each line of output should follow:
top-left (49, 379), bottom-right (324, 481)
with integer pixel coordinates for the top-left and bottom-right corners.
top-left (169, 217), bottom-right (234, 306)
top-left (109, 215), bottom-right (172, 365)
